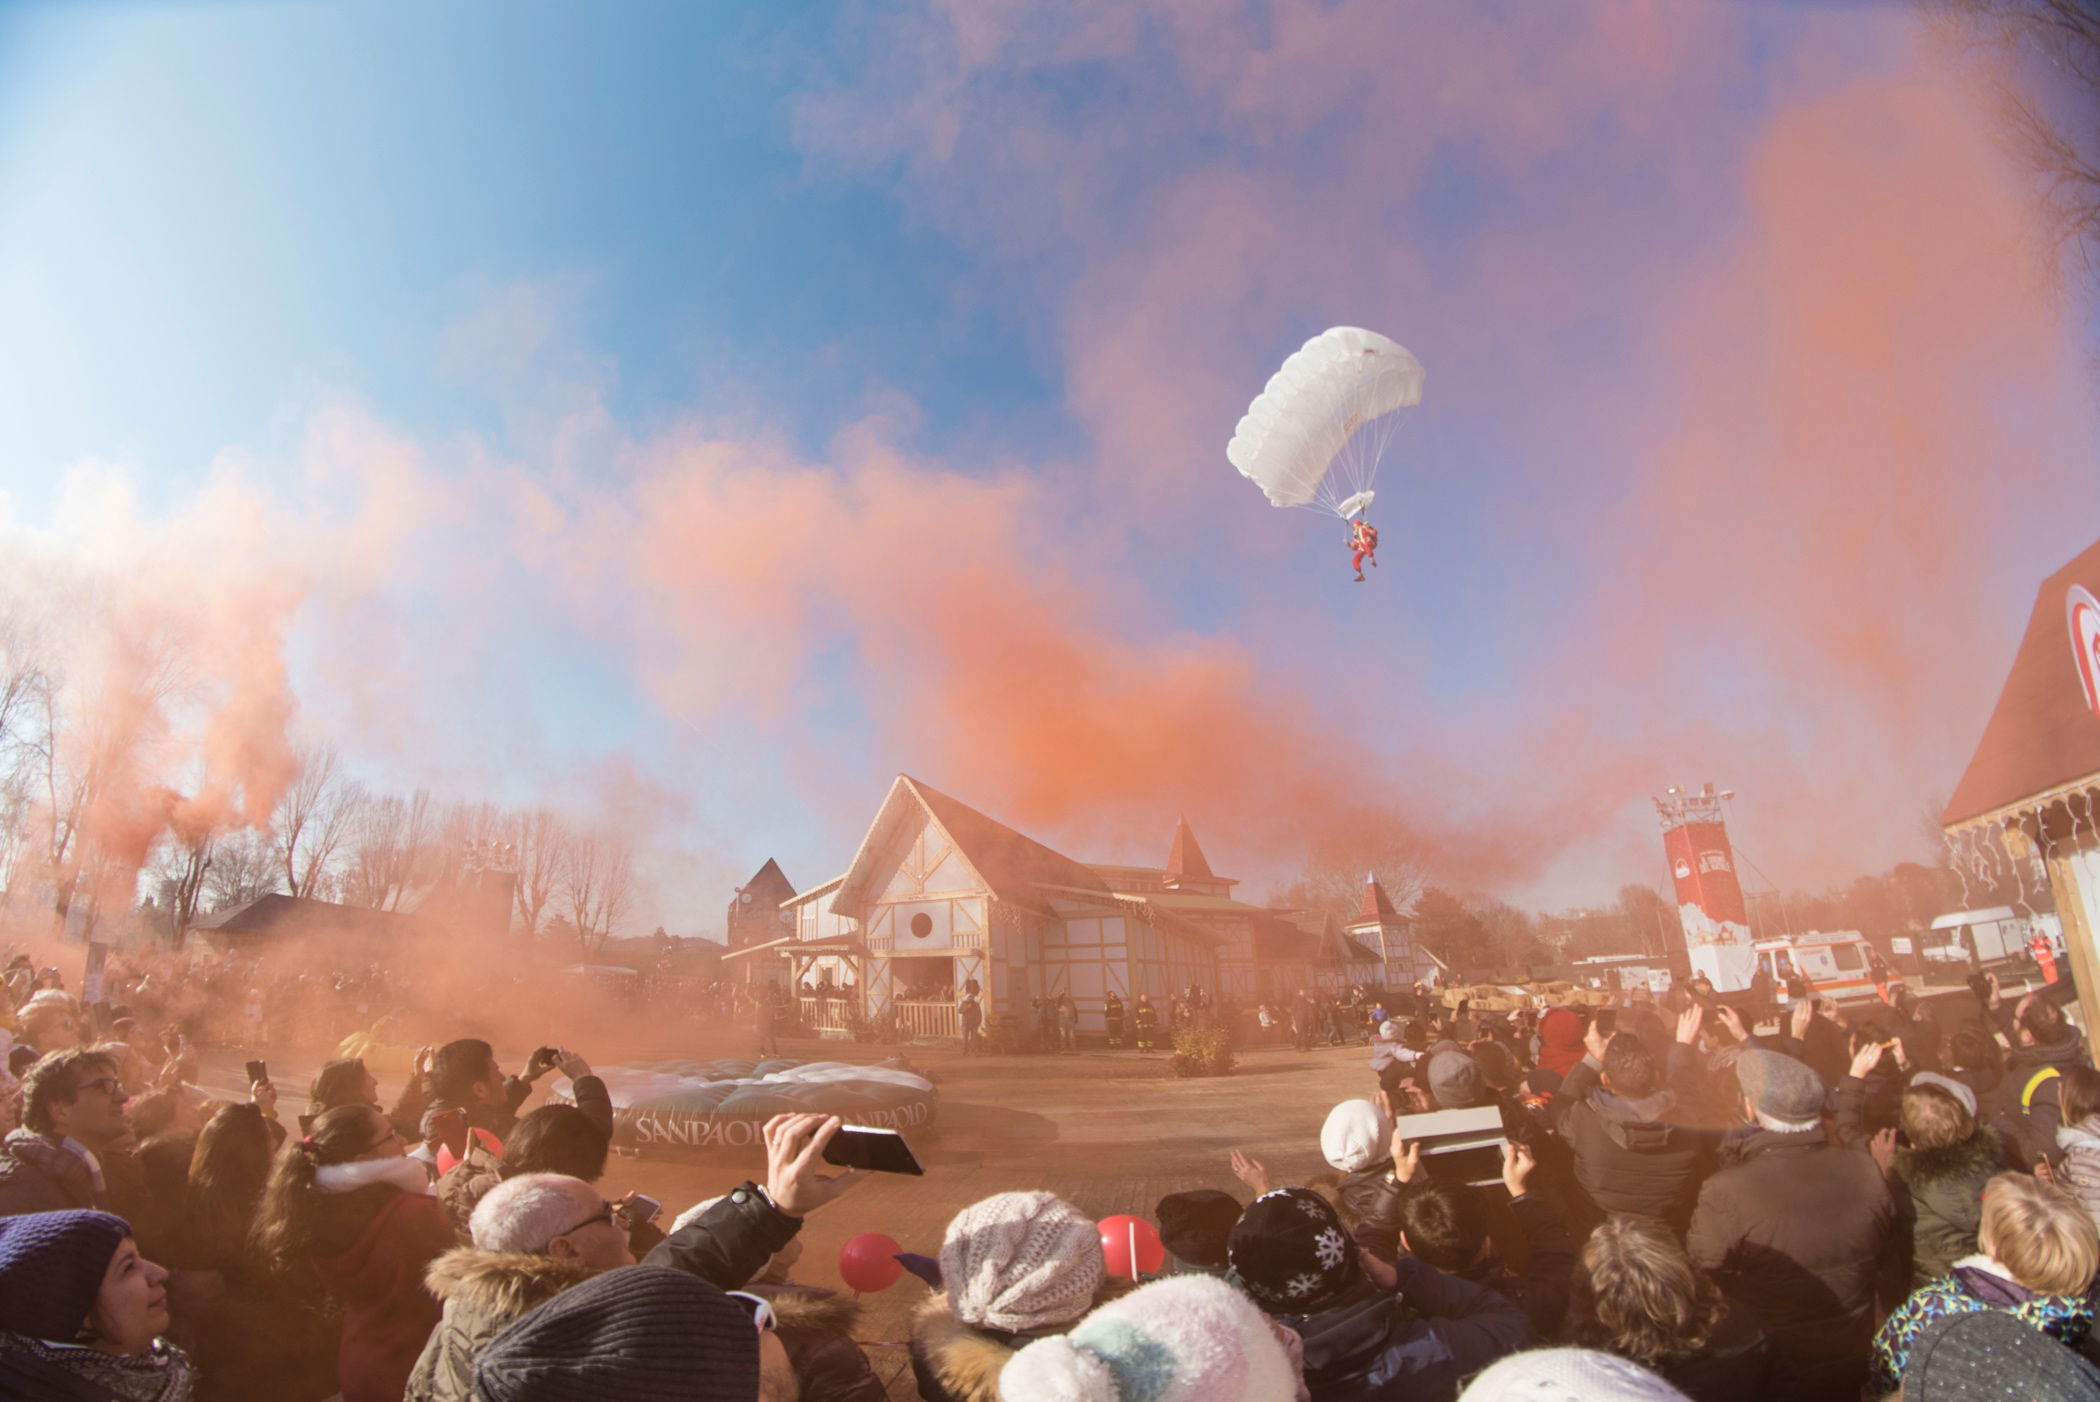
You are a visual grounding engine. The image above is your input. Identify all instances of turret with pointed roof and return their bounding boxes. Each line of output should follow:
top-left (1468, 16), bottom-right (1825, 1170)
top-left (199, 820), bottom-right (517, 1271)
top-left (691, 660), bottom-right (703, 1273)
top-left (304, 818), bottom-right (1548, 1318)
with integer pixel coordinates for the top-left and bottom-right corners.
top-left (1348, 872), bottom-right (1424, 987)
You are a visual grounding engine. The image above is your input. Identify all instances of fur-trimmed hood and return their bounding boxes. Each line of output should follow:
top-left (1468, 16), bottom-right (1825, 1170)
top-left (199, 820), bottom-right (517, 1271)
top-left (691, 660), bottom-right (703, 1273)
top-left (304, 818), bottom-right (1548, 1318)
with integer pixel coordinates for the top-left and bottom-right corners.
top-left (910, 1292), bottom-right (1037, 1402)
top-left (1898, 1127), bottom-right (2007, 1190)
top-left (760, 1284), bottom-right (864, 1341)
top-left (424, 1246), bottom-right (598, 1320)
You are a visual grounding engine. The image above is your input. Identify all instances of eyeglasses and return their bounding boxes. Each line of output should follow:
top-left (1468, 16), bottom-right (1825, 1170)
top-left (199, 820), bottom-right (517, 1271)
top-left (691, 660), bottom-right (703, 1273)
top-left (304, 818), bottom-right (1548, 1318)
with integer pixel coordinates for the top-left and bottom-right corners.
top-left (368, 1125), bottom-right (401, 1153)
top-left (554, 1202), bottom-right (618, 1238)
top-left (725, 1290), bottom-right (777, 1333)
top-left (75, 1077), bottom-right (123, 1099)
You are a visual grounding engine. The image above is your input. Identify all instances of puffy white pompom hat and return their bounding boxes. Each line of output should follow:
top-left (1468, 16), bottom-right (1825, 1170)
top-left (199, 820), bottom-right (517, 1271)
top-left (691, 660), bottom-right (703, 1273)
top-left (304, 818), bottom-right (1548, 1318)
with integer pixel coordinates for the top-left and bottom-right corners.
top-left (998, 1274), bottom-right (1296, 1402)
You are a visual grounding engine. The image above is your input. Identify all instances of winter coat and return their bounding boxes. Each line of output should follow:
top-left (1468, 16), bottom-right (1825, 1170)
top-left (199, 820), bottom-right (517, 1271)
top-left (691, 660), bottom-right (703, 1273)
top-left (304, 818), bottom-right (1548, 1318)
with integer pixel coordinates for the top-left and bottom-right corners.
top-left (1685, 1129), bottom-right (1898, 1402)
top-left (748, 1284), bottom-right (886, 1402)
top-left (1993, 1029), bottom-right (2090, 1166)
top-left (1649, 1298), bottom-right (1772, 1402)
top-left (405, 1247), bottom-right (599, 1402)
top-left (1551, 1054), bottom-right (1709, 1231)
top-left (0, 1129), bottom-right (106, 1217)
top-left (1451, 1191), bottom-right (1575, 1339)
top-left (2057, 1115), bottom-right (2100, 1222)
top-left (1870, 1256), bottom-right (2099, 1394)
top-left (1268, 1257), bottom-right (1530, 1402)
top-left (909, 1291), bottom-right (1078, 1402)
top-left (1894, 1129), bottom-right (2012, 1287)
top-left (310, 1186), bottom-right (456, 1402)
top-left (1336, 1162), bottom-right (1406, 1262)
top-left (642, 1179), bottom-right (802, 1288)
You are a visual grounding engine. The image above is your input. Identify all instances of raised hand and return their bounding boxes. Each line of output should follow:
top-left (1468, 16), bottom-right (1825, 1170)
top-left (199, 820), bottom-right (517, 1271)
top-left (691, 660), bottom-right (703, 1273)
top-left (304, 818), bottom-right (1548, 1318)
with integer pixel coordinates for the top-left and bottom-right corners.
top-left (1848, 1040), bottom-right (1889, 1082)
top-left (1675, 1006), bottom-right (1705, 1047)
top-left (1230, 1149), bottom-right (1274, 1195)
top-left (1716, 1005), bottom-right (1750, 1042)
top-left (556, 1049), bottom-right (592, 1081)
top-left (1789, 998), bottom-right (1815, 1042)
top-left (1501, 1140), bottom-right (1536, 1197)
top-left (1390, 1129), bottom-right (1422, 1185)
top-left (250, 1077), bottom-right (277, 1118)
top-left (763, 1113), bottom-right (863, 1218)
top-left (1870, 1127), bottom-right (1899, 1177)
top-left (1584, 1018), bottom-right (1613, 1064)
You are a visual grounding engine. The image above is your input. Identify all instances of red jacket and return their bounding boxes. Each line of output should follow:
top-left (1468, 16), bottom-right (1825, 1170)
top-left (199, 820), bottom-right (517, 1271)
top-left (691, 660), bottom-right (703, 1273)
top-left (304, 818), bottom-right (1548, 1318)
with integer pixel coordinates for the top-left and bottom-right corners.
top-left (314, 1188), bottom-right (454, 1402)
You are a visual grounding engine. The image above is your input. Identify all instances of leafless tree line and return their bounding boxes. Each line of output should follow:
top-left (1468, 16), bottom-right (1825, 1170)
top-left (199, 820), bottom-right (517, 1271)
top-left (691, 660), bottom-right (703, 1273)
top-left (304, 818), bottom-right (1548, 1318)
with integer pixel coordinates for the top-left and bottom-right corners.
top-left (0, 606), bottom-right (634, 954)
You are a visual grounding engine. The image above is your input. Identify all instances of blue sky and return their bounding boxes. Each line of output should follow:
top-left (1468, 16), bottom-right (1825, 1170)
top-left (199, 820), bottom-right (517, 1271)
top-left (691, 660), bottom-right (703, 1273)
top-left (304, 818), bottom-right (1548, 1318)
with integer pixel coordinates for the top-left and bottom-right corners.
top-left (2, 0), bottom-right (2094, 933)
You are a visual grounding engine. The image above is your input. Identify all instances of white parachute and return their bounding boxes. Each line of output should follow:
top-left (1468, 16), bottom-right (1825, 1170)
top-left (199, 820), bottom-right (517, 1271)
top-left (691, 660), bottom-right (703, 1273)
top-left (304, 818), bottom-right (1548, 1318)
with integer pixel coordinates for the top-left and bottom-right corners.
top-left (1226, 326), bottom-right (1424, 520)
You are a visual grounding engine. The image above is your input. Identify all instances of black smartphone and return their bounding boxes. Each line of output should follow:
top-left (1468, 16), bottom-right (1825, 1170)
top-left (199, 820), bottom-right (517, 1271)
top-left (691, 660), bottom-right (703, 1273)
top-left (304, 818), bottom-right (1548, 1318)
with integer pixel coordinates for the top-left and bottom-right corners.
top-left (822, 1125), bottom-right (926, 1176)
top-left (1595, 1009), bottom-right (1618, 1036)
top-left (244, 1059), bottom-right (268, 1085)
top-left (621, 1193), bottom-right (662, 1226)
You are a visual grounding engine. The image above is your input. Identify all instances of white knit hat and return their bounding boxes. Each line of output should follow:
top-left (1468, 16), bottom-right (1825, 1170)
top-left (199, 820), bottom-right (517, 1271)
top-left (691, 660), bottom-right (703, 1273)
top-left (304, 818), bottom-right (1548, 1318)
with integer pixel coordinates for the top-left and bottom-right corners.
top-left (998, 1275), bottom-right (1297, 1402)
top-left (941, 1191), bottom-right (1104, 1332)
top-left (1458, 1349), bottom-right (1691, 1402)
top-left (1319, 1098), bottom-right (1392, 1174)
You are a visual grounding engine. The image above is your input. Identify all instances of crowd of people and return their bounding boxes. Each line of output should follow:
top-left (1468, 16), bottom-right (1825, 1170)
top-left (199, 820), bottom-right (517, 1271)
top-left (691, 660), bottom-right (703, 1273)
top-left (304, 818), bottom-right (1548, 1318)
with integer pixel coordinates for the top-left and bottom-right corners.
top-left (0, 942), bottom-right (2096, 1401)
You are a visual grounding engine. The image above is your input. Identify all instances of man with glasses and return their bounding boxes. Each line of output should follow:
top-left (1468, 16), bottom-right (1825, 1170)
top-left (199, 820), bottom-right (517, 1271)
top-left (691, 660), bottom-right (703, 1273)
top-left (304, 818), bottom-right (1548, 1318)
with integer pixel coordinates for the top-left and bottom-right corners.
top-left (0, 1048), bottom-right (139, 1218)
top-left (407, 1171), bottom-right (637, 1401)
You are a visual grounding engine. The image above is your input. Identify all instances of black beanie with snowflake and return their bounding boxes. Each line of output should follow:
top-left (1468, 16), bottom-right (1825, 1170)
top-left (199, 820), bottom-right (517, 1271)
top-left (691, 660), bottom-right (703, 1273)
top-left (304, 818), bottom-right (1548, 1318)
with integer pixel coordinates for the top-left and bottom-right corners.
top-left (1226, 1186), bottom-right (1363, 1313)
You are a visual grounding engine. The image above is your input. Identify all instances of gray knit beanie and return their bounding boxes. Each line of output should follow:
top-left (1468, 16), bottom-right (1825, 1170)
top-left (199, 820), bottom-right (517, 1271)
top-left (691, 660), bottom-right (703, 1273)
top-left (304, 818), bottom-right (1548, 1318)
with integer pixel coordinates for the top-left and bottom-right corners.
top-left (940, 1191), bottom-right (1104, 1332)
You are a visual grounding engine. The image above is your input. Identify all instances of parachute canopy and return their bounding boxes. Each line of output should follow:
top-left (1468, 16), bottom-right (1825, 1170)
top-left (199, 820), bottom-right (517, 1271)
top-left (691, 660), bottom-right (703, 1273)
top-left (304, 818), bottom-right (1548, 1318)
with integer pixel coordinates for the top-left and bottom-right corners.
top-left (1227, 327), bottom-right (1424, 519)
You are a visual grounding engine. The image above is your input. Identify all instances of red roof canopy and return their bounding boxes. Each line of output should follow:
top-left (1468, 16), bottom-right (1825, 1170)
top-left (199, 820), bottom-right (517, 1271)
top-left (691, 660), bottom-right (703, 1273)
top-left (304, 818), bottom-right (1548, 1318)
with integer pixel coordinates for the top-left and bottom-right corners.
top-left (1943, 538), bottom-right (2100, 827)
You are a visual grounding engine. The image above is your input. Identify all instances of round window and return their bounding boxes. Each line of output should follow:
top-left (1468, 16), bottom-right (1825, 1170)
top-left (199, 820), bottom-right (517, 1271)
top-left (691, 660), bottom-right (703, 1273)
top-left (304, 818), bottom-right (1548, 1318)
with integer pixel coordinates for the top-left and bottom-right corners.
top-left (909, 912), bottom-right (933, 939)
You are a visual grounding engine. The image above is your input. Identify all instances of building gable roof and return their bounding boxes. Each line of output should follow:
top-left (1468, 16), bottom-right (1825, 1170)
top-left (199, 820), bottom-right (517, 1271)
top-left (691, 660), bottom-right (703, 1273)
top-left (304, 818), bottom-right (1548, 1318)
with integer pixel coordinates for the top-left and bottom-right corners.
top-left (1944, 538), bottom-right (2100, 827)
top-left (1166, 817), bottom-right (1214, 879)
top-left (741, 858), bottom-right (795, 895)
top-left (831, 776), bottom-right (1110, 915)
top-left (189, 893), bottom-right (413, 941)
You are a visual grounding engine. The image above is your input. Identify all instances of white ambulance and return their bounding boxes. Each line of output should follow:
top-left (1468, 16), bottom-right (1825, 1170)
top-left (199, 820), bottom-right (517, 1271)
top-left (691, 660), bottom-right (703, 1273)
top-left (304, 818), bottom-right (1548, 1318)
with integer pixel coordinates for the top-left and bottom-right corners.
top-left (1752, 930), bottom-right (1891, 1006)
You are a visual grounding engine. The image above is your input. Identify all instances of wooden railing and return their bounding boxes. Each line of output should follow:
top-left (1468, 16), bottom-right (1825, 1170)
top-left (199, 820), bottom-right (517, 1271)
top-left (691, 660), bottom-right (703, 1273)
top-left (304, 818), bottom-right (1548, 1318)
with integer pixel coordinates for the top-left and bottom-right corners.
top-left (894, 1000), bottom-right (958, 1039)
top-left (797, 996), bottom-right (852, 1033)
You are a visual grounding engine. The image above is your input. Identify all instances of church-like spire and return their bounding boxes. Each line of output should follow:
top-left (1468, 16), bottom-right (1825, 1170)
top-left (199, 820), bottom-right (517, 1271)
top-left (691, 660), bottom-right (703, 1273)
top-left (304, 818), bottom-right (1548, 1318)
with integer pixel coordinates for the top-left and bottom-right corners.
top-left (1166, 815), bottom-right (1214, 879)
top-left (1359, 872), bottom-right (1401, 921)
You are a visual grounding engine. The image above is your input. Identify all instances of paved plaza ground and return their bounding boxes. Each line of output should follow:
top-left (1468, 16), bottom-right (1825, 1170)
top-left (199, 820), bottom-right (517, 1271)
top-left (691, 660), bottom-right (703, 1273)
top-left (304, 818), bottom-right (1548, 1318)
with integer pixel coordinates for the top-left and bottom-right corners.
top-left (605, 1035), bottom-right (1375, 1396)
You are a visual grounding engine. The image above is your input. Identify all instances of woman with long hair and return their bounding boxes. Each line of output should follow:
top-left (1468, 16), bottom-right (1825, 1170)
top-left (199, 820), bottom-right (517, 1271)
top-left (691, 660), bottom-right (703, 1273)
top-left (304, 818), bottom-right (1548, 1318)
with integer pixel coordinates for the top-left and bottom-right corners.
top-left (1567, 1215), bottom-right (1771, 1402)
top-left (252, 1104), bottom-right (454, 1402)
top-left (172, 1103), bottom-right (335, 1402)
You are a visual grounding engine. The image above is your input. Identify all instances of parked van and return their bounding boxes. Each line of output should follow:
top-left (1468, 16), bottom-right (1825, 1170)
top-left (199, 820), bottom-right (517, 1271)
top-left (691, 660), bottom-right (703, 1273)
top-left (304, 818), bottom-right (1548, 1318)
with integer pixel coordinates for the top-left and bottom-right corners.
top-left (1917, 907), bottom-right (2056, 984)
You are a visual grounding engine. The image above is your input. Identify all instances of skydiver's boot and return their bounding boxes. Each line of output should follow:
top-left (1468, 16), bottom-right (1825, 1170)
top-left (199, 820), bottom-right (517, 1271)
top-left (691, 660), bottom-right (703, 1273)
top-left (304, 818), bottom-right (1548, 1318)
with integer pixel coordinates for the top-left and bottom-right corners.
top-left (1354, 573), bottom-right (1365, 582)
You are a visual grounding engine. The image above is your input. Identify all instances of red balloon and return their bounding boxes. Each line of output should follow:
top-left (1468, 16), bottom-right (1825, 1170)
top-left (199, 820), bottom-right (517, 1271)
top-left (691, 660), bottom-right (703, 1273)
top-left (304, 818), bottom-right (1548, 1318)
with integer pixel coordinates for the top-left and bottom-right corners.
top-left (838, 1232), bottom-right (905, 1293)
top-left (1097, 1214), bottom-right (1165, 1280)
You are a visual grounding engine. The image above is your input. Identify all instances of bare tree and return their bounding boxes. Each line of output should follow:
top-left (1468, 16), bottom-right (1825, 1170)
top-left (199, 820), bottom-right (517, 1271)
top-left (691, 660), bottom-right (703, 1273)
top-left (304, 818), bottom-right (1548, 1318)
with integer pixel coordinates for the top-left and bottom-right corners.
top-left (1947, 0), bottom-right (2100, 274)
top-left (272, 746), bottom-right (365, 899)
top-left (1267, 826), bottom-right (1426, 924)
top-left (340, 790), bottom-right (437, 911)
top-left (561, 827), bottom-right (633, 958)
top-left (151, 825), bottom-right (216, 946)
top-left (509, 807), bottom-right (569, 941)
top-left (204, 828), bottom-right (282, 912)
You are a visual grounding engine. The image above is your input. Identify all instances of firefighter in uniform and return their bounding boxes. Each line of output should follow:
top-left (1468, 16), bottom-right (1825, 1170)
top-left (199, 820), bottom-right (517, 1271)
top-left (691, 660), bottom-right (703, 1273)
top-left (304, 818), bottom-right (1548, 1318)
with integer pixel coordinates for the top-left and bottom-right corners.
top-left (1134, 992), bottom-right (1161, 1052)
top-left (1103, 990), bottom-right (1126, 1048)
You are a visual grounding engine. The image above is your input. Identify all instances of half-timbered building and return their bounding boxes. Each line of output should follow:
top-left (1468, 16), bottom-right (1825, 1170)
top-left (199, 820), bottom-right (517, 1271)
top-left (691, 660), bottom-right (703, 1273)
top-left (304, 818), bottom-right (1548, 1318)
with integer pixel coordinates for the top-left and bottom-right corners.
top-left (731, 776), bottom-right (1420, 1039)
